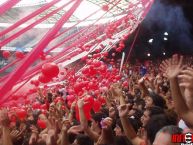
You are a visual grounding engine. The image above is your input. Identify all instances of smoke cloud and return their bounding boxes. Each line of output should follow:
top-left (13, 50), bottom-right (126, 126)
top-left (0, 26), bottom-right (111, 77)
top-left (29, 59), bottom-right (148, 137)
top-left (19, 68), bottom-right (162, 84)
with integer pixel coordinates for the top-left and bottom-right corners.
top-left (143, 0), bottom-right (193, 53)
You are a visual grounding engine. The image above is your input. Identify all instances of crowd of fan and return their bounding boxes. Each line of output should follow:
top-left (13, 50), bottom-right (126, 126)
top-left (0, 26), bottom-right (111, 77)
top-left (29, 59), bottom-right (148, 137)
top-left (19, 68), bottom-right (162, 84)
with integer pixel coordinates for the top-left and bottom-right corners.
top-left (0, 54), bottom-right (193, 145)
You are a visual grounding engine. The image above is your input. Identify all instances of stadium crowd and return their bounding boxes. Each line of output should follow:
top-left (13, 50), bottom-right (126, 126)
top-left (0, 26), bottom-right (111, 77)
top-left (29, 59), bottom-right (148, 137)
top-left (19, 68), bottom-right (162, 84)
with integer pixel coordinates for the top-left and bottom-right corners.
top-left (0, 54), bottom-right (193, 145)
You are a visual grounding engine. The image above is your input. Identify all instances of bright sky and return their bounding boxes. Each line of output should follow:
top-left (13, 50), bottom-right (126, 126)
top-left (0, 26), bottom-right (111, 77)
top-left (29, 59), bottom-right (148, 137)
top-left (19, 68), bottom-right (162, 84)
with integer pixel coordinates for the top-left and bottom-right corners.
top-left (0, 0), bottom-right (106, 20)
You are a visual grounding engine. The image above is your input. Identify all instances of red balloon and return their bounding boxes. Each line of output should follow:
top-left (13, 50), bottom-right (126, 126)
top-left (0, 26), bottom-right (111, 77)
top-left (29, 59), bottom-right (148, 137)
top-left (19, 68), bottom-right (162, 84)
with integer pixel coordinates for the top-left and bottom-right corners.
top-left (42, 63), bottom-right (59, 78)
top-left (66, 95), bottom-right (76, 102)
top-left (89, 68), bottom-right (97, 76)
top-left (112, 53), bottom-right (116, 57)
top-left (37, 119), bottom-right (47, 129)
top-left (38, 73), bottom-right (51, 83)
top-left (40, 53), bottom-right (46, 60)
top-left (68, 89), bottom-right (75, 95)
top-left (102, 5), bottom-right (109, 11)
top-left (54, 97), bottom-right (64, 104)
top-left (94, 90), bottom-right (100, 96)
top-left (82, 67), bottom-right (89, 75)
top-left (98, 96), bottom-right (106, 104)
top-left (32, 102), bottom-right (41, 110)
top-left (102, 52), bottom-right (108, 57)
top-left (122, 81), bottom-right (128, 87)
top-left (98, 65), bottom-right (107, 74)
top-left (16, 109), bottom-right (27, 120)
top-left (15, 51), bottom-right (24, 59)
top-left (74, 82), bottom-right (83, 94)
top-left (41, 104), bottom-right (48, 110)
top-left (81, 56), bottom-right (88, 61)
top-left (2, 51), bottom-right (11, 59)
top-left (30, 80), bottom-right (35, 85)
top-left (75, 105), bottom-right (91, 121)
top-left (33, 80), bottom-right (40, 86)
top-left (109, 42), bottom-right (113, 45)
top-left (45, 55), bottom-right (52, 59)
top-left (84, 95), bottom-right (94, 107)
top-left (93, 99), bottom-right (101, 113)
top-left (115, 75), bottom-right (121, 80)
top-left (93, 60), bottom-right (101, 67)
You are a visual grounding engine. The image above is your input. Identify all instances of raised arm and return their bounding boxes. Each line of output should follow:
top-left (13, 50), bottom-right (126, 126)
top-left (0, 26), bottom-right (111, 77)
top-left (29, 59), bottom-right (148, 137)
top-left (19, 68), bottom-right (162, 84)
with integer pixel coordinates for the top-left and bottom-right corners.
top-left (0, 110), bottom-right (13, 145)
top-left (138, 77), bottom-right (149, 98)
top-left (96, 117), bottom-right (114, 145)
top-left (77, 99), bottom-right (99, 142)
top-left (118, 105), bottom-right (144, 145)
top-left (61, 120), bottom-right (71, 145)
top-left (160, 55), bottom-right (193, 127)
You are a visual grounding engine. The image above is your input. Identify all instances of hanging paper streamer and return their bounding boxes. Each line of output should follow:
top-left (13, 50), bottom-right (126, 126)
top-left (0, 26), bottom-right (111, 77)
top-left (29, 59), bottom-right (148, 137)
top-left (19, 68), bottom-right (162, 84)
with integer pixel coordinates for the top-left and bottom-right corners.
top-left (0, 0), bottom-right (62, 37)
top-left (0, 0), bottom-right (74, 47)
top-left (1, 0), bottom-right (120, 83)
top-left (14, 13), bottom-right (128, 84)
top-left (0, 0), bottom-right (20, 16)
top-left (0, 0), bottom-right (83, 103)
top-left (125, 26), bottom-right (141, 62)
top-left (46, 0), bottom-right (122, 55)
top-left (5, 78), bottom-right (31, 102)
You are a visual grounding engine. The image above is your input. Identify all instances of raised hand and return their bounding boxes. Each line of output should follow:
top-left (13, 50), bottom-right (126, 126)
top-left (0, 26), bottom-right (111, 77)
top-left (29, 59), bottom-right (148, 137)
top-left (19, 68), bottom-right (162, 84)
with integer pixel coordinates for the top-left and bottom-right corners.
top-left (61, 119), bottom-right (71, 132)
top-left (160, 54), bottom-right (184, 79)
top-left (178, 67), bottom-right (193, 109)
top-left (118, 104), bottom-right (129, 118)
top-left (100, 117), bottom-right (113, 129)
top-left (77, 99), bottom-right (84, 108)
top-left (67, 125), bottom-right (83, 135)
top-left (71, 101), bottom-right (76, 110)
top-left (112, 83), bottom-right (123, 96)
top-left (0, 109), bottom-right (10, 127)
top-left (10, 130), bottom-right (21, 141)
top-left (45, 117), bottom-right (59, 145)
top-left (29, 125), bottom-right (39, 145)
top-left (178, 67), bottom-right (193, 89)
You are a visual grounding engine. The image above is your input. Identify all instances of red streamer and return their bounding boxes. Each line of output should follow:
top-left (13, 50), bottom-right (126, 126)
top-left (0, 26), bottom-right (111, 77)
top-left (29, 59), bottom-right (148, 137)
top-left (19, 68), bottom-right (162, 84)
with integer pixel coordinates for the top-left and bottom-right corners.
top-left (0, 0), bottom-right (83, 103)
top-left (46, 0), bottom-right (122, 54)
top-left (0, 0), bottom-right (62, 37)
top-left (125, 26), bottom-right (141, 62)
top-left (0, 0), bottom-right (20, 15)
top-left (1, 0), bottom-right (150, 98)
top-left (0, 0), bottom-right (74, 47)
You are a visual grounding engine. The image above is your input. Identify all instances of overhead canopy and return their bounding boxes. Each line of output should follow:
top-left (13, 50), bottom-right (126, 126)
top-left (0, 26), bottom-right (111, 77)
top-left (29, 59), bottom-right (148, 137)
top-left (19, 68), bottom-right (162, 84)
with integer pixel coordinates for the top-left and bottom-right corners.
top-left (0, 0), bottom-right (139, 24)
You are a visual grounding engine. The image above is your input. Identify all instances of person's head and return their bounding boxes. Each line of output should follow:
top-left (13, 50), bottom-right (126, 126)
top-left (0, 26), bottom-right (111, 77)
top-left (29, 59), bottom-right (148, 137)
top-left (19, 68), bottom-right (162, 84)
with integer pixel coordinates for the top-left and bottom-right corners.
top-left (114, 118), bottom-right (140, 136)
top-left (91, 112), bottom-right (106, 130)
top-left (145, 114), bottom-right (173, 144)
top-left (146, 93), bottom-right (167, 109)
top-left (160, 85), bottom-right (169, 95)
top-left (134, 87), bottom-right (141, 96)
top-left (49, 102), bottom-right (56, 114)
top-left (47, 93), bottom-right (53, 103)
top-left (73, 134), bottom-right (94, 145)
top-left (153, 125), bottom-right (183, 145)
top-left (135, 99), bottom-right (145, 111)
top-left (165, 109), bottom-right (178, 126)
top-left (141, 106), bottom-right (164, 127)
top-left (128, 108), bottom-right (137, 117)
